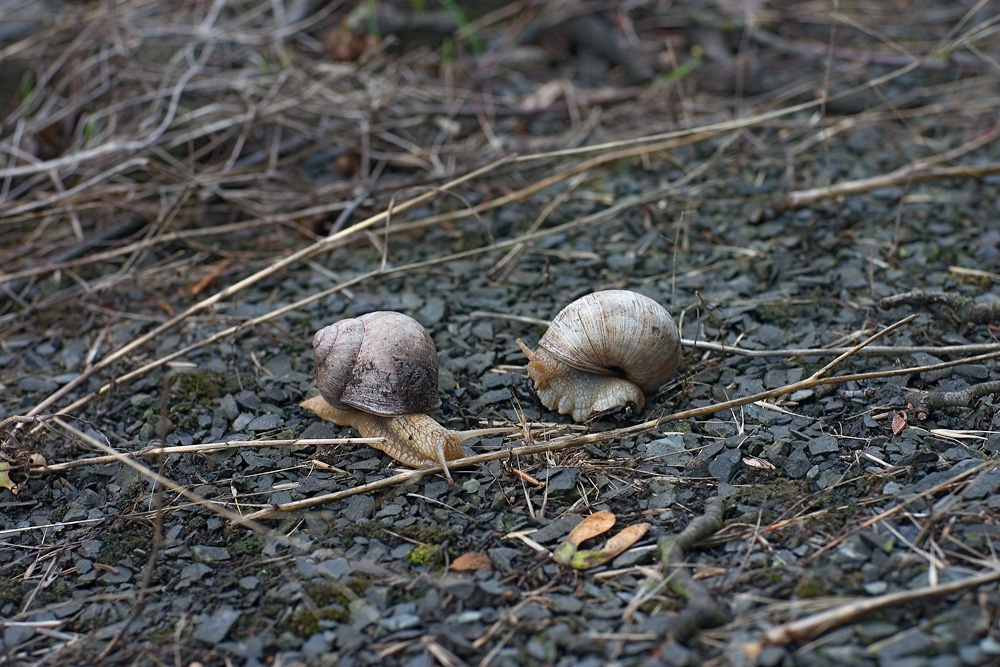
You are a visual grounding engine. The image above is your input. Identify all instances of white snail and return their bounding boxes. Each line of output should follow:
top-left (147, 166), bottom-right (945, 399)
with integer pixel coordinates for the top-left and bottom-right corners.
top-left (517, 290), bottom-right (681, 422)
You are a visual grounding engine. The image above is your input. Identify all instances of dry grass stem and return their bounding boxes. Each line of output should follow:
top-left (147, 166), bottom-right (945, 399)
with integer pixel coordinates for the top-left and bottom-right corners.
top-left (31, 437), bottom-right (387, 473)
top-left (780, 125), bottom-right (1000, 209)
top-left (745, 567), bottom-right (1000, 657)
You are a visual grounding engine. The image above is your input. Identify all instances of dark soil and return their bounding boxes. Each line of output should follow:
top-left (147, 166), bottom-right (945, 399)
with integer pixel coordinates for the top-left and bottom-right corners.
top-left (3, 2), bottom-right (1000, 666)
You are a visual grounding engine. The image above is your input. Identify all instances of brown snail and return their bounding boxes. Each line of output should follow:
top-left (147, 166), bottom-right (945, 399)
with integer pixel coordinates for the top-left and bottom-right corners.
top-left (516, 290), bottom-right (681, 422)
top-left (302, 311), bottom-right (466, 480)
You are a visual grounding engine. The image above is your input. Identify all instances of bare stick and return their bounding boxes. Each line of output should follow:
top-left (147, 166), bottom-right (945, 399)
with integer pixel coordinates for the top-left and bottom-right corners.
top-left (780, 125), bottom-right (1000, 209)
top-left (907, 380), bottom-right (1000, 419)
top-left (31, 438), bottom-right (386, 473)
top-left (881, 289), bottom-right (1000, 324)
top-left (475, 312), bottom-right (1000, 358)
top-left (745, 567), bottom-right (1000, 657)
top-left (807, 315), bottom-right (916, 379)
top-left (655, 496), bottom-right (729, 643)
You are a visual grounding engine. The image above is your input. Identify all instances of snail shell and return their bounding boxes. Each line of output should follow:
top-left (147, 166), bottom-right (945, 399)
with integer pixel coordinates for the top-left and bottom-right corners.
top-left (313, 311), bottom-right (441, 417)
top-left (310, 312), bottom-right (464, 480)
top-left (518, 290), bottom-right (681, 422)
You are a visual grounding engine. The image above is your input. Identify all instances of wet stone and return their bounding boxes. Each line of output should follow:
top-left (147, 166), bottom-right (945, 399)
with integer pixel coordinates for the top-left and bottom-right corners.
top-left (344, 496), bottom-right (375, 521)
top-left (417, 298), bottom-right (445, 326)
top-left (980, 636), bottom-right (1000, 655)
top-left (232, 412), bottom-right (254, 431)
top-left (180, 562), bottom-right (213, 584)
top-left (219, 394), bottom-right (240, 421)
top-left (531, 515), bottom-right (583, 544)
top-left (965, 469), bottom-right (1000, 499)
top-left (240, 451), bottom-right (274, 472)
top-left (247, 413), bottom-right (281, 431)
top-left (708, 449), bottom-right (741, 483)
top-left (438, 576), bottom-right (476, 602)
top-left (235, 390), bottom-right (262, 410)
top-left (550, 595), bottom-right (584, 614)
top-left (193, 606), bottom-right (241, 644)
top-left (489, 547), bottom-right (522, 573)
top-left (755, 646), bottom-right (786, 666)
top-left (317, 558), bottom-right (350, 579)
top-left (645, 435), bottom-right (691, 466)
top-left (100, 565), bottom-right (132, 584)
top-left (301, 632), bottom-right (332, 662)
top-left (542, 468), bottom-right (578, 491)
top-left (469, 388), bottom-right (514, 412)
top-left (382, 612), bottom-right (421, 631)
top-left (808, 435), bottom-right (840, 455)
top-left (75, 489), bottom-right (105, 509)
top-left (18, 377), bottom-right (59, 392)
top-left (958, 643), bottom-right (989, 665)
top-left (783, 447), bottom-right (811, 479)
top-left (191, 545), bottom-right (231, 563)
top-left (78, 539), bottom-right (103, 558)
top-left (130, 393), bottom-right (155, 408)
top-left (876, 630), bottom-right (936, 659)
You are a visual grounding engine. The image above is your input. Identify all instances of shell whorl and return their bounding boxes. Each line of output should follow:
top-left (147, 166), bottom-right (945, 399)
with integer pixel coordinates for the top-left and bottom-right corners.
top-left (313, 311), bottom-right (441, 416)
top-left (537, 290), bottom-right (681, 394)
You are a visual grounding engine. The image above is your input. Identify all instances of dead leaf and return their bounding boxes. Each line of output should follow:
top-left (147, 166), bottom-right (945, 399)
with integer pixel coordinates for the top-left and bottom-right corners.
top-left (321, 25), bottom-right (371, 62)
top-left (743, 456), bottom-right (775, 470)
top-left (892, 410), bottom-right (908, 435)
top-left (0, 462), bottom-right (18, 495)
top-left (553, 516), bottom-right (651, 570)
top-left (694, 565), bottom-right (727, 579)
top-left (600, 523), bottom-right (650, 560)
top-left (565, 510), bottom-right (616, 547)
top-left (451, 552), bottom-right (492, 571)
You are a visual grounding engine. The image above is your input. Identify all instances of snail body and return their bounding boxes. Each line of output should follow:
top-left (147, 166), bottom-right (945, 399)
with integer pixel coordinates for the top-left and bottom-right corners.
top-left (309, 311), bottom-right (463, 479)
top-left (517, 290), bottom-right (681, 422)
top-left (300, 395), bottom-right (463, 469)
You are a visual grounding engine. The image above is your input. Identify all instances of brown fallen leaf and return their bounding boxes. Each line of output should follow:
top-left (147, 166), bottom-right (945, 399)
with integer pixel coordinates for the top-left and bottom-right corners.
top-left (0, 461), bottom-right (16, 495)
top-left (554, 521), bottom-right (652, 570)
top-left (892, 410), bottom-right (908, 435)
top-left (565, 510), bottom-right (616, 547)
top-left (600, 522), bottom-right (650, 560)
top-left (451, 552), bottom-right (492, 571)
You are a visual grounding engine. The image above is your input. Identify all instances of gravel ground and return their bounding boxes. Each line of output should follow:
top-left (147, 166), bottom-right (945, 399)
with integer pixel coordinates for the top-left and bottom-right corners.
top-left (3, 2), bottom-right (1000, 666)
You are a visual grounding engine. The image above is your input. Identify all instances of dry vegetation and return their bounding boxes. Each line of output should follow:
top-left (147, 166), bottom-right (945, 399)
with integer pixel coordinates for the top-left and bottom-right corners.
top-left (3, 0), bottom-right (1000, 665)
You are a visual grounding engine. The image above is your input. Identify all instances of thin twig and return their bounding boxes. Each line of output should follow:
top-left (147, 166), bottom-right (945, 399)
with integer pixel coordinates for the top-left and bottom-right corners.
top-left (30, 438), bottom-right (386, 473)
top-left (780, 126), bottom-right (1000, 210)
top-left (745, 567), bottom-right (1000, 657)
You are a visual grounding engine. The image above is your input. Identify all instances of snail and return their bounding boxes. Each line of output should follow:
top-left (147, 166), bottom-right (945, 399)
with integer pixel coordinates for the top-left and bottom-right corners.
top-left (302, 311), bottom-right (498, 482)
top-left (516, 290), bottom-right (681, 422)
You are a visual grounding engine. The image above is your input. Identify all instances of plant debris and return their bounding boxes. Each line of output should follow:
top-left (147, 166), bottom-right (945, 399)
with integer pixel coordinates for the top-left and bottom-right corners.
top-left (3, 1), bottom-right (1000, 666)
